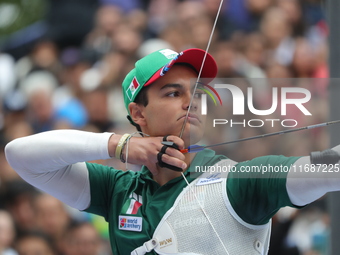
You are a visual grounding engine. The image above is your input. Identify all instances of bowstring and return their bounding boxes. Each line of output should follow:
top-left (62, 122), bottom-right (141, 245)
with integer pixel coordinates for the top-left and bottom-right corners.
top-left (181, 172), bottom-right (230, 254)
top-left (178, 1), bottom-right (230, 254)
top-left (179, 0), bottom-right (224, 139)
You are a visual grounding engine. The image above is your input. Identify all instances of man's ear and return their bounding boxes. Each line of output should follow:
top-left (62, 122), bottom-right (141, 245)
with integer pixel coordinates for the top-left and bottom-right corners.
top-left (128, 102), bottom-right (146, 126)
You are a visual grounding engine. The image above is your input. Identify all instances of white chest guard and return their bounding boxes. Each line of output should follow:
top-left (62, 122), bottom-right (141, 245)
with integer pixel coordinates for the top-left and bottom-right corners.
top-left (132, 159), bottom-right (271, 255)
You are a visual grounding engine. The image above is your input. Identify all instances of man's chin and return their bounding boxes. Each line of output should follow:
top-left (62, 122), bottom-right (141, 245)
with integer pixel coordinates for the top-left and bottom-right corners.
top-left (181, 130), bottom-right (204, 148)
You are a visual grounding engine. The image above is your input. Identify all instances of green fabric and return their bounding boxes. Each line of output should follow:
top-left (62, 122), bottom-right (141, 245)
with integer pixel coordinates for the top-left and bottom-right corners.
top-left (227, 155), bottom-right (302, 225)
top-left (122, 49), bottom-right (178, 113)
top-left (84, 150), bottom-right (301, 254)
top-left (85, 149), bottom-right (225, 255)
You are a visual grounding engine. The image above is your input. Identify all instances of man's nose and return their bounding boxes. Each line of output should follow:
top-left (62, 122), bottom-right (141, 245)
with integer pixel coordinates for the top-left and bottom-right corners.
top-left (183, 93), bottom-right (198, 111)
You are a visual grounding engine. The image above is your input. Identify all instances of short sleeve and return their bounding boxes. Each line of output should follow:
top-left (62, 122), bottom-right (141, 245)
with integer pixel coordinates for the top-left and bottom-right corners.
top-left (227, 155), bottom-right (301, 225)
top-left (83, 162), bottom-right (135, 220)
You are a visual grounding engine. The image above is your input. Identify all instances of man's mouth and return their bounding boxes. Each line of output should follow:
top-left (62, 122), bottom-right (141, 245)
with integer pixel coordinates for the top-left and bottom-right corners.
top-left (178, 113), bottom-right (201, 123)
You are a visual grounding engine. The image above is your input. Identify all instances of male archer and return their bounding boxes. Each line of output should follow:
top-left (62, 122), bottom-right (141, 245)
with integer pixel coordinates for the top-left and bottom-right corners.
top-left (5, 48), bottom-right (340, 254)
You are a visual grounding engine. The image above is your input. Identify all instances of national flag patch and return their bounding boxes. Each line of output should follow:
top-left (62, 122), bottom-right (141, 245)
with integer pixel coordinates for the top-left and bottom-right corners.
top-left (126, 77), bottom-right (140, 101)
top-left (121, 192), bottom-right (143, 215)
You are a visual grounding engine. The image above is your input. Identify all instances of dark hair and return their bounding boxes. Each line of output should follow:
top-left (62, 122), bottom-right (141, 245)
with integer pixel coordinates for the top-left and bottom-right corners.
top-left (134, 84), bottom-right (150, 107)
top-left (127, 85), bottom-right (150, 134)
top-left (15, 231), bottom-right (56, 253)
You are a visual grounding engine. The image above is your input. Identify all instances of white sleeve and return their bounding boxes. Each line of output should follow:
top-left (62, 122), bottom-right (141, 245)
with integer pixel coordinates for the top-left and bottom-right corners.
top-left (5, 130), bottom-right (113, 210)
top-left (286, 145), bottom-right (340, 206)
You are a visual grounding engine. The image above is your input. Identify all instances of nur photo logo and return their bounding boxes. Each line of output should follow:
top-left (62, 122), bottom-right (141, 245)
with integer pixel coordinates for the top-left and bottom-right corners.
top-left (197, 81), bottom-right (223, 115)
top-left (199, 79), bottom-right (313, 129)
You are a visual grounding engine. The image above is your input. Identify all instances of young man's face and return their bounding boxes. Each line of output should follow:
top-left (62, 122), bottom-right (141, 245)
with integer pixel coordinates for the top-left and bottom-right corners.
top-left (135, 65), bottom-right (206, 145)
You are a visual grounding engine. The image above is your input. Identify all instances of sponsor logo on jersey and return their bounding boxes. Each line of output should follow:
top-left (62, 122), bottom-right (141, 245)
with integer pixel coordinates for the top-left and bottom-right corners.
top-left (196, 173), bottom-right (222, 186)
top-left (118, 216), bottom-right (142, 232)
top-left (173, 216), bottom-right (209, 229)
top-left (159, 238), bottom-right (173, 249)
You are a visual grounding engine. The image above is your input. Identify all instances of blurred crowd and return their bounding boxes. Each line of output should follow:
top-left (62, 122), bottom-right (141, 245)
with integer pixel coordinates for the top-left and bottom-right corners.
top-left (0, 0), bottom-right (332, 254)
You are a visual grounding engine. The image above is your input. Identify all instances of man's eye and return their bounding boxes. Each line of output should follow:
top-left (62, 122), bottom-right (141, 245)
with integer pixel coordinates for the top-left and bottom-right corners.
top-left (167, 91), bottom-right (180, 97)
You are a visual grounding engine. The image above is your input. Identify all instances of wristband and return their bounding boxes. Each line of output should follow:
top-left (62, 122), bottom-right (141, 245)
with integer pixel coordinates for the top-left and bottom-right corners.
top-left (115, 134), bottom-right (130, 159)
top-left (120, 134), bottom-right (133, 163)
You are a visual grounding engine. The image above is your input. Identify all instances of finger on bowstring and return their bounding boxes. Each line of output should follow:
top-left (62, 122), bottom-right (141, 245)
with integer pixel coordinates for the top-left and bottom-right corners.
top-left (160, 144), bottom-right (185, 161)
top-left (162, 135), bottom-right (185, 150)
top-left (157, 153), bottom-right (183, 172)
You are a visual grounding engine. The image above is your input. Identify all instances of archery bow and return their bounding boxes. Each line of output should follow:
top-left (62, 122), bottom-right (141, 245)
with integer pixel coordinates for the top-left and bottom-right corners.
top-left (172, 0), bottom-right (336, 254)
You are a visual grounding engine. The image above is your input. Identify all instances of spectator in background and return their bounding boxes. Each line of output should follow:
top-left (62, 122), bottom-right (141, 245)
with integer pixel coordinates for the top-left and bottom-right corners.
top-left (1, 90), bottom-right (29, 137)
top-left (212, 42), bottom-right (241, 78)
top-left (14, 232), bottom-right (56, 255)
top-left (3, 180), bottom-right (39, 236)
top-left (240, 32), bottom-right (267, 69)
top-left (81, 87), bottom-right (115, 133)
top-left (84, 5), bottom-right (123, 56)
top-left (0, 1), bottom-right (331, 254)
top-left (14, 40), bottom-right (61, 82)
top-left (112, 23), bottom-right (142, 57)
top-left (62, 222), bottom-right (109, 255)
top-left (58, 48), bottom-right (93, 99)
top-left (260, 7), bottom-right (295, 66)
top-left (125, 9), bottom-right (148, 36)
top-left (19, 71), bottom-right (60, 132)
top-left (99, 0), bottom-right (143, 13)
top-left (235, 0), bottom-right (275, 33)
top-left (277, 0), bottom-right (306, 37)
top-left (146, 0), bottom-right (177, 38)
top-left (0, 210), bottom-right (17, 255)
top-left (291, 37), bottom-right (317, 78)
top-left (0, 52), bottom-right (16, 99)
top-left (33, 193), bottom-right (74, 254)
top-left (0, 144), bottom-right (20, 185)
top-left (269, 208), bottom-right (300, 255)
top-left (44, 0), bottom-right (99, 49)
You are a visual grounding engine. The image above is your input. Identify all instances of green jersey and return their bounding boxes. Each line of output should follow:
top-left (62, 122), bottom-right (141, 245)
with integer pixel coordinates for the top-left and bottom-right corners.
top-left (84, 149), bottom-right (300, 254)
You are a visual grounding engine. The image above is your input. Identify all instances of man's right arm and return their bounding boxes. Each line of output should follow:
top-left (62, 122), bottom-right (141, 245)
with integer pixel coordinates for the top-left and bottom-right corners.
top-left (5, 130), bottom-right (113, 210)
top-left (5, 130), bottom-right (187, 210)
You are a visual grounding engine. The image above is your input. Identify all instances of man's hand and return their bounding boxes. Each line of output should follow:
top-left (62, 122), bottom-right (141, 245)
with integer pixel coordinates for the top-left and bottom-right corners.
top-left (108, 134), bottom-right (187, 175)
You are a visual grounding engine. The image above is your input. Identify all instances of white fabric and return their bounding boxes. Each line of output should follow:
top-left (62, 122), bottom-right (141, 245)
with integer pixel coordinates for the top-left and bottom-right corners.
top-left (131, 239), bottom-right (158, 255)
top-left (5, 129), bottom-right (340, 221)
top-left (133, 159), bottom-right (271, 255)
top-left (5, 130), bottom-right (113, 210)
top-left (287, 145), bottom-right (340, 206)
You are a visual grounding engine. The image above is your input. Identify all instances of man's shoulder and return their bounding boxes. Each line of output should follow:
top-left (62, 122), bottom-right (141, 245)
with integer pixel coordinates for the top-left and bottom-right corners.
top-left (85, 162), bottom-right (141, 180)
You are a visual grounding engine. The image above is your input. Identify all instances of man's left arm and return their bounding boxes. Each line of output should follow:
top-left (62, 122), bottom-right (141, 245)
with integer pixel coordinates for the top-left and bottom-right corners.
top-left (287, 144), bottom-right (340, 206)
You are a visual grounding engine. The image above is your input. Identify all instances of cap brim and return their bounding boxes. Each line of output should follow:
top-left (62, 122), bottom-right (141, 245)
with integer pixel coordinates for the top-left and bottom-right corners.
top-left (144, 48), bottom-right (217, 87)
